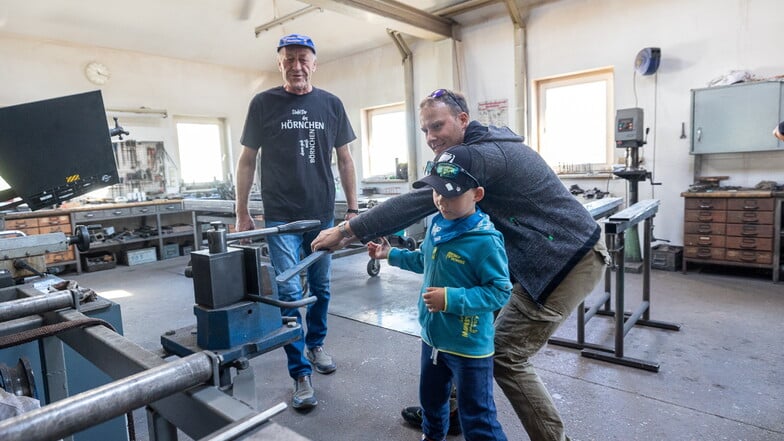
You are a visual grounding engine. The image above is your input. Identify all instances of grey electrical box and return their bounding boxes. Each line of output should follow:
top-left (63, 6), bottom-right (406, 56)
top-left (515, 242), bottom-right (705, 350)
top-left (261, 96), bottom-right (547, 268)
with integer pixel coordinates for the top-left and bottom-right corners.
top-left (691, 80), bottom-right (784, 154)
top-left (615, 107), bottom-right (644, 148)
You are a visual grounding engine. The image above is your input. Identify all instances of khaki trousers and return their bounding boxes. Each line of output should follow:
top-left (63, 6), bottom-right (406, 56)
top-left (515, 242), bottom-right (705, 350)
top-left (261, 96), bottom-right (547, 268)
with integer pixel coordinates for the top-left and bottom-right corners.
top-left (494, 240), bottom-right (610, 441)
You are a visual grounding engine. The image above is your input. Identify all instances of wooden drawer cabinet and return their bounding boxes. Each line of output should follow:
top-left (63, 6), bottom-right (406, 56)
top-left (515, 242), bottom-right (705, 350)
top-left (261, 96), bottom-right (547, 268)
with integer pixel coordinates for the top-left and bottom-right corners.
top-left (682, 192), bottom-right (781, 281)
top-left (5, 218), bottom-right (39, 230)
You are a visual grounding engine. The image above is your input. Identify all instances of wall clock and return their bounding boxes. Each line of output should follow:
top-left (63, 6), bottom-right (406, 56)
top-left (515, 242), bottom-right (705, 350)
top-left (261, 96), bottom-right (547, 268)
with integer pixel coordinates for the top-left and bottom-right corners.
top-left (85, 61), bottom-right (111, 85)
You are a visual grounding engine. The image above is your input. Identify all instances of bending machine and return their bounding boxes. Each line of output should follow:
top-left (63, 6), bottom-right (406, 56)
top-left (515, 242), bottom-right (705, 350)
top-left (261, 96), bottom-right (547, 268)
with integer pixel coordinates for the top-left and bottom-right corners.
top-left (0, 220), bottom-right (323, 440)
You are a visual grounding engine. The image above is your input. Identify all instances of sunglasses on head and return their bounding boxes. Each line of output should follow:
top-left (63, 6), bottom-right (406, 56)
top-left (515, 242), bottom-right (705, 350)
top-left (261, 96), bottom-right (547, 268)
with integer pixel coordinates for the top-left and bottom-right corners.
top-left (429, 89), bottom-right (468, 114)
top-left (424, 160), bottom-right (479, 187)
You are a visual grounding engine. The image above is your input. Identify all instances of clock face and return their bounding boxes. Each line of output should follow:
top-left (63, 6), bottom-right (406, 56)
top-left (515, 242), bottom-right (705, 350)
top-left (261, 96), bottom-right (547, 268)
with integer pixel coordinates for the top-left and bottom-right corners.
top-left (85, 62), bottom-right (110, 85)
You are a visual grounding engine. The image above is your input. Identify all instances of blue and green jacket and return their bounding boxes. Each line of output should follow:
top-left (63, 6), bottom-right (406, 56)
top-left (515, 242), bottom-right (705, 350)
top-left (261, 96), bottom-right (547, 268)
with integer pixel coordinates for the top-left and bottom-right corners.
top-left (388, 209), bottom-right (512, 358)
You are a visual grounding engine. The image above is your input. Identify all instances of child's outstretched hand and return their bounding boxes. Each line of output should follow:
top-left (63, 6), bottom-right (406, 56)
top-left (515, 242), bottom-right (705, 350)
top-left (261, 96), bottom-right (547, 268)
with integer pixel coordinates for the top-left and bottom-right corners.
top-left (367, 237), bottom-right (392, 260)
top-left (423, 287), bottom-right (446, 313)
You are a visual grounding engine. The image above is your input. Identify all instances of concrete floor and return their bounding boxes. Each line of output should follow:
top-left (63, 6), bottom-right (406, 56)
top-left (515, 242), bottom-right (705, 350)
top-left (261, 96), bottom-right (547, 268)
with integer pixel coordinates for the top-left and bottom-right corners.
top-left (69, 251), bottom-right (784, 441)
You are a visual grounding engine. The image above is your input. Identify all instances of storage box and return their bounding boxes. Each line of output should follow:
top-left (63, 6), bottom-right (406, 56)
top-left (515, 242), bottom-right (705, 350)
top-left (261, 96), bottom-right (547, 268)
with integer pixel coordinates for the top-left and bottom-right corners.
top-left (651, 245), bottom-right (683, 271)
top-left (122, 247), bottom-right (157, 266)
top-left (82, 252), bottom-right (117, 272)
top-left (160, 243), bottom-right (180, 260)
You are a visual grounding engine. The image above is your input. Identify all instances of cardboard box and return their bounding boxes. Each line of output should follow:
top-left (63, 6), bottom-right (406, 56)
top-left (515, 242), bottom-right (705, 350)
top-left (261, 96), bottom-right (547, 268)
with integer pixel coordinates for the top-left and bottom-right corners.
top-left (123, 247), bottom-right (157, 266)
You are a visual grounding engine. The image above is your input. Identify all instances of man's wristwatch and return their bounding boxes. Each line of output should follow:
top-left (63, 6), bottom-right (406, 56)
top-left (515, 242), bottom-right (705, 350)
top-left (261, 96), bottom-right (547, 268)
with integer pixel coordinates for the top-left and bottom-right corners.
top-left (338, 220), bottom-right (353, 238)
top-left (346, 208), bottom-right (360, 215)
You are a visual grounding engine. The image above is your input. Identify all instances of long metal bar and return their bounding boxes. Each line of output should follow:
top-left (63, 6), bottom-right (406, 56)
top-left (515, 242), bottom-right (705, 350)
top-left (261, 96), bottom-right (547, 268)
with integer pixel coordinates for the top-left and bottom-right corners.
top-left (200, 402), bottom-right (287, 441)
top-left (614, 233), bottom-right (625, 358)
top-left (303, 0), bottom-right (454, 40)
top-left (254, 6), bottom-right (322, 36)
top-left (623, 301), bottom-right (650, 337)
top-left (0, 290), bottom-right (73, 323)
top-left (0, 352), bottom-right (214, 441)
top-left (275, 250), bottom-right (328, 284)
top-left (643, 216), bottom-right (652, 319)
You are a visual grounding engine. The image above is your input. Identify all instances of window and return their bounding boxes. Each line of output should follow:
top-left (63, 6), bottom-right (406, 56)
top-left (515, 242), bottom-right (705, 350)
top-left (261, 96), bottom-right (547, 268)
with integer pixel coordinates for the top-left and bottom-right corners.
top-left (362, 104), bottom-right (407, 179)
top-left (175, 118), bottom-right (228, 185)
top-left (535, 68), bottom-right (614, 172)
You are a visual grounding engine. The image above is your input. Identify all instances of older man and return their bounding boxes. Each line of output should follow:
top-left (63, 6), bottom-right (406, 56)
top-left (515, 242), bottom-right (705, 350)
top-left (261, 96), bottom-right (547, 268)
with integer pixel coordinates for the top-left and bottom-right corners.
top-left (236, 33), bottom-right (359, 410)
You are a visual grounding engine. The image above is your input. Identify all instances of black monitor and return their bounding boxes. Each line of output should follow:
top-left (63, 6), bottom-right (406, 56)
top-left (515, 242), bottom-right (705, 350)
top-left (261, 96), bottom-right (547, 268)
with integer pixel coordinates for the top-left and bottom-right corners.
top-left (0, 90), bottom-right (119, 211)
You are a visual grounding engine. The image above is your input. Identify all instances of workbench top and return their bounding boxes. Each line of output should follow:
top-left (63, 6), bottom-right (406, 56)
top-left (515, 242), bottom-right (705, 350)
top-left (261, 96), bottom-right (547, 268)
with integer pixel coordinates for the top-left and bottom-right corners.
top-left (3, 200), bottom-right (183, 219)
top-left (680, 190), bottom-right (781, 198)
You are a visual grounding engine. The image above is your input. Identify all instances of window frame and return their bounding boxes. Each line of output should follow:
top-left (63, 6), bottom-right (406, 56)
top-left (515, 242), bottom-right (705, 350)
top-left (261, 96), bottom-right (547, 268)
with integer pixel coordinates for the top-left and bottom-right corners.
top-left (361, 102), bottom-right (407, 181)
top-left (174, 116), bottom-right (230, 185)
top-left (533, 67), bottom-right (615, 173)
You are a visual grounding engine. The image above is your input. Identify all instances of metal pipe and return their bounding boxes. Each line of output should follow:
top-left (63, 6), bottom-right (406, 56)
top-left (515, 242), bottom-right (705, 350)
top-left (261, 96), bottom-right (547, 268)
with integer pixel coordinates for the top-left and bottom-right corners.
top-left (623, 301), bottom-right (650, 337)
top-left (199, 402), bottom-right (287, 441)
top-left (254, 5), bottom-right (321, 36)
top-left (226, 220), bottom-right (321, 243)
top-left (387, 30), bottom-right (417, 185)
top-left (0, 290), bottom-right (74, 323)
top-left (0, 352), bottom-right (214, 441)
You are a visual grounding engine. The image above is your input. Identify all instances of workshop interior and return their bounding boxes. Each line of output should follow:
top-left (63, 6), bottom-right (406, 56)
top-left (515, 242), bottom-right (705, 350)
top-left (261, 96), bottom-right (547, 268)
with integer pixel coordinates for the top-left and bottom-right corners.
top-left (0, 1), bottom-right (783, 440)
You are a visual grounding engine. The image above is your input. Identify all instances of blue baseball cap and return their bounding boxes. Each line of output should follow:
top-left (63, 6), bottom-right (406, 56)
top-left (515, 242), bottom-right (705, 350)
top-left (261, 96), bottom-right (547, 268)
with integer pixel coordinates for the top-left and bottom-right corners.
top-left (277, 33), bottom-right (316, 54)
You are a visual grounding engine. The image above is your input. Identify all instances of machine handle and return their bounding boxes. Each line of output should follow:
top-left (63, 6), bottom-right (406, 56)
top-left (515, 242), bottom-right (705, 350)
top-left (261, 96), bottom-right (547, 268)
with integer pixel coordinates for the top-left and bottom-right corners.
top-left (275, 250), bottom-right (328, 284)
top-left (247, 293), bottom-right (316, 309)
top-left (225, 220), bottom-right (321, 243)
top-left (67, 225), bottom-right (91, 252)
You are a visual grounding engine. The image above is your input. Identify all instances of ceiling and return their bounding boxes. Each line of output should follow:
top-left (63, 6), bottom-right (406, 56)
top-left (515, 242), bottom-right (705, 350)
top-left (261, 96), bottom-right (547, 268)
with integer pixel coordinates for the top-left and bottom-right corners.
top-left (0, 0), bottom-right (525, 72)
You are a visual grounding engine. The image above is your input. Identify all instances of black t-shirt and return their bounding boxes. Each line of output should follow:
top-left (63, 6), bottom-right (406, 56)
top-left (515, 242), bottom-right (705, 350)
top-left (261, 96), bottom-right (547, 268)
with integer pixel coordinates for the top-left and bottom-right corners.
top-left (241, 87), bottom-right (356, 222)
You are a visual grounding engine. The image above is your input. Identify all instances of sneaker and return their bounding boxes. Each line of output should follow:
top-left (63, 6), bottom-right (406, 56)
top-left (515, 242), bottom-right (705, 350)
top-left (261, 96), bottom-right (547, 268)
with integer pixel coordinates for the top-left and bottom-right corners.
top-left (305, 346), bottom-right (337, 374)
top-left (401, 406), bottom-right (462, 435)
top-left (292, 375), bottom-right (317, 410)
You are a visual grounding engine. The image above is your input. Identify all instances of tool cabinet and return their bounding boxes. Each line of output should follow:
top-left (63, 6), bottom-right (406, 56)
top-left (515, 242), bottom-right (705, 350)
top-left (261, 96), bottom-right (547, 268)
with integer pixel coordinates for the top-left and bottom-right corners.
top-left (682, 191), bottom-right (782, 281)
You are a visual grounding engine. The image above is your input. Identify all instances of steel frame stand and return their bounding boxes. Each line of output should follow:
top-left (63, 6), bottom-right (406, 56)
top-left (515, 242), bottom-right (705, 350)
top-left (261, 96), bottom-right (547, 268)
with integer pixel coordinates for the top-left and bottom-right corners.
top-left (549, 200), bottom-right (681, 372)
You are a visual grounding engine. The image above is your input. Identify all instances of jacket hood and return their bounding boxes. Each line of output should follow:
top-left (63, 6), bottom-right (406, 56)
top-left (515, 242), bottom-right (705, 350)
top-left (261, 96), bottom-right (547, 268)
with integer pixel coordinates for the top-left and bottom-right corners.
top-left (464, 120), bottom-right (525, 145)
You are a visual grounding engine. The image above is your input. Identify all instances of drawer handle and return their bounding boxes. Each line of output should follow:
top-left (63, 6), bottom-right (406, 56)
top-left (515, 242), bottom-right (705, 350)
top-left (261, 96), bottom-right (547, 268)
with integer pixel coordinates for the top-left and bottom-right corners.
top-left (139, 208), bottom-right (150, 213)
top-left (85, 213), bottom-right (95, 218)
top-left (741, 225), bottom-right (758, 236)
top-left (112, 211), bottom-right (124, 216)
top-left (740, 252), bottom-right (757, 262)
top-left (698, 236), bottom-right (712, 245)
top-left (741, 200), bottom-right (759, 210)
top-left (741, 213), bottom-right (758, 222)
top-left (697, 225), bottom-right (712, 233)
top-left (740, 239), bottom-right (757, 248)
top-left (697, 248), bottom-right (712, 258)
top-left (698, 204), bottom-right (712, 209)
top-left (697, 214), bottom-right (713, 222)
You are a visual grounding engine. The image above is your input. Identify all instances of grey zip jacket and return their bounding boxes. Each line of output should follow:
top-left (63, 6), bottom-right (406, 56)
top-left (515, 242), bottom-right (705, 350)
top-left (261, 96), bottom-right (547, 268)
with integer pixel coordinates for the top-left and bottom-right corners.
top-left (349, 121), bottom-right (601, 305)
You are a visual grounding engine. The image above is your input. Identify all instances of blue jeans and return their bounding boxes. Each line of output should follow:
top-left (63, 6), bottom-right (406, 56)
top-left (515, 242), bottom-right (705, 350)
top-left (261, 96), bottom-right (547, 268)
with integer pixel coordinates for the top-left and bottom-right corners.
top-left (265, 219), bottom-right (333, 379)
top-left (419, 341), bottom-right (507, 441)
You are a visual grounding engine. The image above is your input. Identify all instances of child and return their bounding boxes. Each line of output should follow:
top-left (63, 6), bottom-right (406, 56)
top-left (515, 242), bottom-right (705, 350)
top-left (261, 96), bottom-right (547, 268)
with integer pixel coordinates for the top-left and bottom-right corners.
top-left (367, 147), bottom-right (512, 441)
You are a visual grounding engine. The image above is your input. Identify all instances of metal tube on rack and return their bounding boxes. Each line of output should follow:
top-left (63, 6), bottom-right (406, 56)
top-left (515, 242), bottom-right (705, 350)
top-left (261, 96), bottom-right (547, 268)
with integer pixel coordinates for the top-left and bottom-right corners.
top-left (0, 290), bottom-right (74, 323)
top-left (0, 352), bottom-right (214, 441)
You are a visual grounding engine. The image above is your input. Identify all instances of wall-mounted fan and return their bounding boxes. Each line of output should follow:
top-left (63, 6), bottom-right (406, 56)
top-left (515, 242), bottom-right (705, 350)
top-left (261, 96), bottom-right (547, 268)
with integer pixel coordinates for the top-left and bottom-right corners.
top-left (635, 47), bottom-right (661, 76)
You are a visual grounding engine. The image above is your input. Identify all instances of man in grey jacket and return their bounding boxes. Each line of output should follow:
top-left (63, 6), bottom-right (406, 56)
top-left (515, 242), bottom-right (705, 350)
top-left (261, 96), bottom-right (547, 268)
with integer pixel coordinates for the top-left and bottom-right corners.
top-left (312, 89), bottom-right (609, 441)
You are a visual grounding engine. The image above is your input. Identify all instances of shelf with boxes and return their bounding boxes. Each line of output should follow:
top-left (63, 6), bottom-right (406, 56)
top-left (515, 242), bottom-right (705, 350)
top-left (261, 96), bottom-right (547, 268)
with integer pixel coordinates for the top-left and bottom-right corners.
top-left (681, 191), bottom-right (782, 282)
top-left (70, 200), bottom-right (197, 271)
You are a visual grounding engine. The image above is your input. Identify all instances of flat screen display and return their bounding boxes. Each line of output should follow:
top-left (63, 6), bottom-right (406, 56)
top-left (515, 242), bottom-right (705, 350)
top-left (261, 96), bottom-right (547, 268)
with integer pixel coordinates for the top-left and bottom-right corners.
top-left (0, 90), bottom-right (119, 210)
